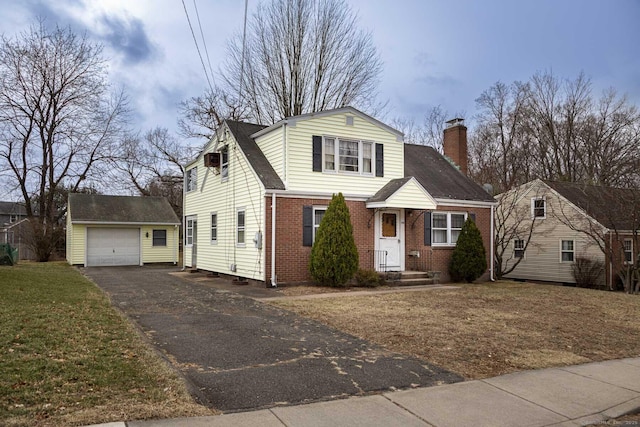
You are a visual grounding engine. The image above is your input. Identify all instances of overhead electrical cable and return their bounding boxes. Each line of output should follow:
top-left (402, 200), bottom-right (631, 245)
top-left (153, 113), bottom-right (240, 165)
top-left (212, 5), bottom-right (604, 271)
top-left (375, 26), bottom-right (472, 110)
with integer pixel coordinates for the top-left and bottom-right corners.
top-left (192, 0), bottom-right (217, 86)
top-left (181, 0), bottom-right (214, 92)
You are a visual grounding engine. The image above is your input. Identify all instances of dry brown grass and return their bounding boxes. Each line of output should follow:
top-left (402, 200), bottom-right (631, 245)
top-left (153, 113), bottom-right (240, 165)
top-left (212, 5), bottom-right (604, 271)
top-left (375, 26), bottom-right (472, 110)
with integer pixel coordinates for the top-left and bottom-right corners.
top-left (270, 281), bottom-right (640, 380)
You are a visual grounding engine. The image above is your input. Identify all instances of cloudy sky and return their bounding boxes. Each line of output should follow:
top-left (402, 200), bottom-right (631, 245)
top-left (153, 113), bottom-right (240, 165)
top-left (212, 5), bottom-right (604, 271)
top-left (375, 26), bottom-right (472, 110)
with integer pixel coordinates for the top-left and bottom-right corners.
top-left (1, 0), bottom-right (639, 140)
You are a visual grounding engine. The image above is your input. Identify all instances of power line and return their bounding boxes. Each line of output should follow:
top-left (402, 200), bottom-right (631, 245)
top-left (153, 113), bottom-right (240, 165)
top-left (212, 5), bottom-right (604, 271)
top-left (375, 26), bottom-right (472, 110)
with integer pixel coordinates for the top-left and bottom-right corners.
top-left (238, 0), bottom-right (249, 103)
top-left (181, 0), bottom-right (214, 91)
top-left (192, 0), bottom-right (216, 87)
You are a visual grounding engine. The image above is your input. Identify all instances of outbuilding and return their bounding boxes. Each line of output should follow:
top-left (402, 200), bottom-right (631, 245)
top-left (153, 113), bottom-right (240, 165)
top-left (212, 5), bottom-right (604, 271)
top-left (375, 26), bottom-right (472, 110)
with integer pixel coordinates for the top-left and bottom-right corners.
top-left (66, 194), bottom-right (180, 267)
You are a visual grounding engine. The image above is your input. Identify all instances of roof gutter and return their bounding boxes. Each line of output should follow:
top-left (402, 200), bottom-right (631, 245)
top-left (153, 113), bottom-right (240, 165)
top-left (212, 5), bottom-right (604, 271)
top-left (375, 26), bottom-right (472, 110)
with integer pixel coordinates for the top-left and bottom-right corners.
top-left (270, 192), bottom-right (277, 287)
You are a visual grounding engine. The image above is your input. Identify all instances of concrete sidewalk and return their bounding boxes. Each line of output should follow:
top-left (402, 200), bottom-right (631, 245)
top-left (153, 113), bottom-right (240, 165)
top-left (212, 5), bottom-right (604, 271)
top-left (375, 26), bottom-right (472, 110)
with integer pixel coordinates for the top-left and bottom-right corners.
top-left (90, 357), bottom-right (640, 427)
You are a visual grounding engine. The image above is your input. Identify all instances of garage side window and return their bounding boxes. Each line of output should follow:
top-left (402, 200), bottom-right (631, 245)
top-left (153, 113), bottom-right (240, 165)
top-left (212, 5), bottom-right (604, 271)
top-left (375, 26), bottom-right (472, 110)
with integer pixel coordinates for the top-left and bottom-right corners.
top-left (152, 229), bottom-right (167, 247)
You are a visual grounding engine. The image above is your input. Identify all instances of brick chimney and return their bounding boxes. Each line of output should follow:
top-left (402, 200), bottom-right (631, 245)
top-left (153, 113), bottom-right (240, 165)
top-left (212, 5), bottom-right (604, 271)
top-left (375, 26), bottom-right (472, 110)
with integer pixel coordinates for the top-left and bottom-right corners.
top-left (443, 118), bottom-right (468, 175)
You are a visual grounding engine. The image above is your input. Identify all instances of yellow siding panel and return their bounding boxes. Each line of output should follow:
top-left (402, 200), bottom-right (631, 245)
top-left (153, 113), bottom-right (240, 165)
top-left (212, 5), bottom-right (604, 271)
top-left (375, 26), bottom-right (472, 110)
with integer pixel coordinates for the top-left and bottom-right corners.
top-left (69, 224), bottom-right (86, 265)
top-left (256, 127), bottom-right (284, 181)
top-left (183, 130), bottom-right (266, 280)
top-left (384, 180), bottom-right (437, 209)
top-left (141, 225), bottom-right (178, 264)
top-left (286, 112), bottom-right (404, 195)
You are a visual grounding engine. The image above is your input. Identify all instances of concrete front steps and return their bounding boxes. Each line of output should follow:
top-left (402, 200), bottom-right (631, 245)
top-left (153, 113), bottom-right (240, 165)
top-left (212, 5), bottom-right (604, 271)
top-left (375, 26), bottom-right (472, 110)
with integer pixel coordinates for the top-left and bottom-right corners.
top-left (383, 270), bottom-right (441, 286)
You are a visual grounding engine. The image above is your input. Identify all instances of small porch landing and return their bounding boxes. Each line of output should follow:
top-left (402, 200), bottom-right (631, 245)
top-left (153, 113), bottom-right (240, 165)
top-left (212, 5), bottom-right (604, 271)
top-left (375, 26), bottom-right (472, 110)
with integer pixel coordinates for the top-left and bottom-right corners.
top-left (383, 270), bottom-right (441, 286)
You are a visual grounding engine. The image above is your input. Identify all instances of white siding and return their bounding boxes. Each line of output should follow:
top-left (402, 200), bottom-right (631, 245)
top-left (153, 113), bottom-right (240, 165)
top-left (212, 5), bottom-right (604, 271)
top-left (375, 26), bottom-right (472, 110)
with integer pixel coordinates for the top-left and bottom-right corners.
top-left (501, 181), bottom-right (604, 283)
top-left (183, 131), bottom-right (266, 281)
top-left (286, 112), bottom-right (404, 195)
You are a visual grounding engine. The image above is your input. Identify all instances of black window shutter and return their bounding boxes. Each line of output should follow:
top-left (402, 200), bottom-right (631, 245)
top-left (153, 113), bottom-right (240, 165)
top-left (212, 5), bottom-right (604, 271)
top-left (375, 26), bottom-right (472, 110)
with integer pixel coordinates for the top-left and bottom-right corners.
top-left (424, 211), bottom-right (432, 246)
top-left (312, 136), bottom-right (322, 172)
top-left (375, 143), bottom-right (384, 177)
top-left (303, 206), bottom-right (313, 246)
top-left (469, 213), bottom-right (476, 223)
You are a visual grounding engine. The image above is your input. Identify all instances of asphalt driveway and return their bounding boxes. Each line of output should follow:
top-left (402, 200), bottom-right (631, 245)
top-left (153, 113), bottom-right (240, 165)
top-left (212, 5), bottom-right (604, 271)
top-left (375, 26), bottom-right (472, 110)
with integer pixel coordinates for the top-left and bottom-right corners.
top-left (82, 266), bottom-right (462, 412)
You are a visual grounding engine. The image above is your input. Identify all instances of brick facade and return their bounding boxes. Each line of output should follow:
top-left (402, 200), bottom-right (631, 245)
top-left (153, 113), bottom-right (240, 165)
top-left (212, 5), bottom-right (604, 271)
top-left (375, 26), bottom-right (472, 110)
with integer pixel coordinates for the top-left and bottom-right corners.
top-left (265, 195), bottom-right (493, 285)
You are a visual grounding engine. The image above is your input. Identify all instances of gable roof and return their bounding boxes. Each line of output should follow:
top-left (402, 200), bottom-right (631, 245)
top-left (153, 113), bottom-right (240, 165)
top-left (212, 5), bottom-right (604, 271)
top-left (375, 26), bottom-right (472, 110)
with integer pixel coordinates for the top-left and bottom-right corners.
top-left (404, 144), bottom-right (495, 203)
top-left (251, 106), bottom-right (404, 141)
top-left (224, 120), bottom-right (286, 190)
top-left (68, 194), bottom-right (180, 224)
top-left (367, 177), bottom-right (437, 209)
top-left (0, 201), bottom-right (27, 216)
top-left (543, 180), bottom-right (640, 231)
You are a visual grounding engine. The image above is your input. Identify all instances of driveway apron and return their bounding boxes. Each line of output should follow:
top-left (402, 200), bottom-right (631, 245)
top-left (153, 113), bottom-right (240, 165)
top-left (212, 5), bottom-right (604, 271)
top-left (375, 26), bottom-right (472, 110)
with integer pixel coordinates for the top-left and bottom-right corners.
top-left (83, 266), bottom-right (463, 412)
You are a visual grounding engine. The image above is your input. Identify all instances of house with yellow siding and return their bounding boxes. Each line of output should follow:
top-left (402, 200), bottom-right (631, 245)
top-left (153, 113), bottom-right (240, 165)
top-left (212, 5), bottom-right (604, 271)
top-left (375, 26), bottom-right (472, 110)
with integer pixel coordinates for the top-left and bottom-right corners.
top-left (66, 194), bottom-right (180, 267)
top-left (183, 107), bottom-right (496, 285)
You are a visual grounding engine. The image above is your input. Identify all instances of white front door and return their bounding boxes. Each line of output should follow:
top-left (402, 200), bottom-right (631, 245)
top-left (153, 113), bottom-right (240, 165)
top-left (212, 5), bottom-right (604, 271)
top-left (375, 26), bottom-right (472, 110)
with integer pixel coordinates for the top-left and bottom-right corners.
top-left (375, 210), bottom-right (404, 272)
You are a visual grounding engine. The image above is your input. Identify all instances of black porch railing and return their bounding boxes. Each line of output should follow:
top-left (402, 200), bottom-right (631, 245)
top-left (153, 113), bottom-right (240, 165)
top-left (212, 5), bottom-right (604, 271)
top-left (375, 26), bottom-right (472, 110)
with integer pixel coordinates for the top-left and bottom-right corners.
top-left (407, 248), bottom-right (432, 272)
top-left (367, 249), bottom-right (388, 272)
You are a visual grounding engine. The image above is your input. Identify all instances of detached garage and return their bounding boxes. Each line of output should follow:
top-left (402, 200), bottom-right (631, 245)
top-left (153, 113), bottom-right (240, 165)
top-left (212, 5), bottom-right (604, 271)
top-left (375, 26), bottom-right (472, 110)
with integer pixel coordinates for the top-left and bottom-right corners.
top-left (66, 194), bottom-right (180, 267)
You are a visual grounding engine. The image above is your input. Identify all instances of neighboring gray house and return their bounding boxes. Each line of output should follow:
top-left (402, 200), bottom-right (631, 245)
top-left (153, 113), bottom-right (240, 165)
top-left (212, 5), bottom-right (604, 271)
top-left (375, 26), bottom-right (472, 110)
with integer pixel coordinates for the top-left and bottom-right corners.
top-left (66, 194), bottom-right (181, 267)
top-left (0, 201), bottom-right (27, 228)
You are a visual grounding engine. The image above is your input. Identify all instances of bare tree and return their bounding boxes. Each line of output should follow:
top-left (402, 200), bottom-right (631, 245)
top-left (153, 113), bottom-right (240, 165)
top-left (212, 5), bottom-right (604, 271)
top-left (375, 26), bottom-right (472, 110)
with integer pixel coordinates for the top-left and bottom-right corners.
top-left (392, 105), bottom-right (449, 151)
top-left (493, 183), bottom-right (545, 279)
top-left (551, 183), bottom-right (640, 293)
top-left (0, 22), bottom-right (128, 261)
top-left (469, 71), bottom-right (640, 193)
top-left (112, 127), bottom-right (188, 218)
top-left (177, 86), bottom-right (249, 140)
top-left (222, 0), bottom-right (383, 124)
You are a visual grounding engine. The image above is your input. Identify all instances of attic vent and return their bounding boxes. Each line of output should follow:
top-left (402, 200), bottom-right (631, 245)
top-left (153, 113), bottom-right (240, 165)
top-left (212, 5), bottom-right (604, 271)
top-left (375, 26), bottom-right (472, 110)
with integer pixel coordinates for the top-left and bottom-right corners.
top-left (346, 116), bottom-right (354, 126)
top-left (204, 152), bottom-right (220, 168)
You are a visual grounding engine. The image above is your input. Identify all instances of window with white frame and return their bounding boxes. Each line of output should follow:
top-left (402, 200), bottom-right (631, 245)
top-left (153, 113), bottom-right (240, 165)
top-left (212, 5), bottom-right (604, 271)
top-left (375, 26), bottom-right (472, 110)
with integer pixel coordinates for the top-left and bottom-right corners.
top-left (323, 137), bottom-right (374, 175)
top-left (186, 167), bottom-right (197, 192)
top-left (531, 197), bottom-right (546, 218)
top-left (560, 240), bottom-right (574, 262)
top-left (313, 207), bottom-right (327, 243)
top-left (432, 212), bottom-right (467, 246)
top-left (236, 209), bottom-right (245, 245)
top-left (211, 213), bottom-right (218, 243)
top-left (221, 149), bottom-right (229, 181)
top-left (185, 217), bottom-right (196, 246)
top-left (624, 239), bottom-right (633, 264)
top-left (514, 239), bottom-right (525, 258)
top-left (9, 214), bottom-right (18, 223)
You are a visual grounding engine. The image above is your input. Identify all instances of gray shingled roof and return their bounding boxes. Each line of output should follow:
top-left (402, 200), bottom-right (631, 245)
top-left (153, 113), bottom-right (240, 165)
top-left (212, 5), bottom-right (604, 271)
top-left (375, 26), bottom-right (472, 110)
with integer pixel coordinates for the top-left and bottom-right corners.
top-left (544, 180), bottom-right (640, 231)
top-left (404, 144), bottom-right (495, 203)
top-left (69, 194), bottom-right (180, 224)
top-left (225, 120), bottom-right (286, 190)
top-left (0, 201), bottom-right (27, 216)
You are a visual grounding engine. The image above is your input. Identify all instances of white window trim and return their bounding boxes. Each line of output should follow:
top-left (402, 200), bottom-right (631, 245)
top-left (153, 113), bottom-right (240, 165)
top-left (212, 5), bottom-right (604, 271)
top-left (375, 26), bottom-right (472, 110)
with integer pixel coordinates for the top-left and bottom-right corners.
top-left (624, 238), bottom-right (633, 265)
top-left (236, 208), bottom-right (246, 247)
top-left (531, 197), bottom-right (546, 219)
top-left (514, 239), bottom-right (525, 259)
top-left (210, 212), bottom-right (218, 244)
top-left (185, 216), bottom-right (196, 247)
top-left (186, 167), bottom-right (197, 192)
top-left (432, 212), bottom-right (467, 247)
top-left (312, 206), bottom-right (328, 244)
top-left (9, 214), bottom-right (18, 223)
top-left (322, 136), bottom-right (375, 176)
top-left (560, 239), bottom-right (575, 263)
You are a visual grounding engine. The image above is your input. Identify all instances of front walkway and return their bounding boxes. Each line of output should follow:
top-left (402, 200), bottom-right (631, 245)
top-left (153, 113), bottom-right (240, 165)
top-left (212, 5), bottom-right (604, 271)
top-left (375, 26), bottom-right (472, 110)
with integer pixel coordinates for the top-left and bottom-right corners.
top-left (90, 357), bottom-right (640, 426)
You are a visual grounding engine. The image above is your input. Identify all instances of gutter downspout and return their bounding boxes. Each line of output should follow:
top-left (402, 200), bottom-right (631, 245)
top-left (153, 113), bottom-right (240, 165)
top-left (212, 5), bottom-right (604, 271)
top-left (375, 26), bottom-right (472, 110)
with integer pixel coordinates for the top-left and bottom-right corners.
top-left (609, 232), bottom-right (613, 289)
top-left (270, 192), bottom-right (277, 287)
top-left (282, 122), bottom-right (288, 186)
top-left (490, 204), bottom-right (495, 281)
top-left (181, 164), bottom-right (187, 271)
top-left (174, 224), bottom-right (179, 265)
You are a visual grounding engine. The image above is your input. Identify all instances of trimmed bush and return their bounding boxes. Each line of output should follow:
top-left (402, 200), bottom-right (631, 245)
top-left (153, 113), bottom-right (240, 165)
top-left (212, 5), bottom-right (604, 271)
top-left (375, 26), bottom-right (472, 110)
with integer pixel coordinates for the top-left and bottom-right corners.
top-left (354, 269), bottom-right (382, 287)
top-left (309, 193), bottom-right (359, 287)
top-left (449, 218), bottom-right (487, 283)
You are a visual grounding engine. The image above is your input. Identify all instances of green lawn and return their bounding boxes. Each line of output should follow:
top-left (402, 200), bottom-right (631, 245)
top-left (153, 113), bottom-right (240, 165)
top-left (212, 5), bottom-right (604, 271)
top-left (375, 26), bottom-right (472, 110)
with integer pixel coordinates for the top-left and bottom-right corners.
top-left (0, 262), bottom-right (212, 427)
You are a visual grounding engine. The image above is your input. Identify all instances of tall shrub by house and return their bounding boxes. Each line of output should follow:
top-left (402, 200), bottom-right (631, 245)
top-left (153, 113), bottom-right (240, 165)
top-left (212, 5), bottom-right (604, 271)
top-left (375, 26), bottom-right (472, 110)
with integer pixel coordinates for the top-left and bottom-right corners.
top-left (449, 218), bottom-right (487, 282)
top-left (310, 193), bottom-right (359, 287)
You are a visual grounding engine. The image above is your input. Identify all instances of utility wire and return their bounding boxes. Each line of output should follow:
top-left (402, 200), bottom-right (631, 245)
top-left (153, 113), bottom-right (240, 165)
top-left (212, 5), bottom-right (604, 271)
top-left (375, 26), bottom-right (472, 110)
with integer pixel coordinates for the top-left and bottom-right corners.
top-left (181, 0), bottom-right (214, 91)
top-left (238, 0), bottom-right (249, 103)
top-left (192, 0), bottom-right (216, 87)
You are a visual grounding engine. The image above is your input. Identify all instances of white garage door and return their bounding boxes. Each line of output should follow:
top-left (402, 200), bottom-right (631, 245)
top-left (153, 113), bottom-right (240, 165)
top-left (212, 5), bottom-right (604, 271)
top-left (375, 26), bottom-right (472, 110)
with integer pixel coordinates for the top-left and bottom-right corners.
top-left (87, 228), bottom-right (140, 266)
